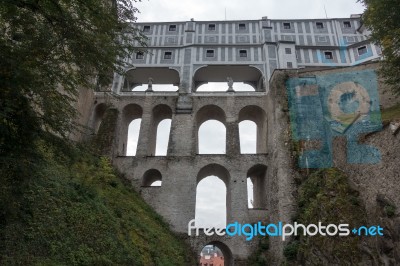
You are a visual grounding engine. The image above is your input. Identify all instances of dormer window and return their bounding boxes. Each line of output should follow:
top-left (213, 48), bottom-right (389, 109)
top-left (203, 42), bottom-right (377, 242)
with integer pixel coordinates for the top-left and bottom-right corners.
top-left (208, 24), bottom-right (216, 31)
top-left (143, 25), bottom-right (151, 32)
top-left (324, 51), bottom-right (333, 59)
top-left (206, 49), bottom-right (215, 57)
top-left (358, 46), bottom-right (368, 56)
top-left (316, 22), bottom-right (324, 29)
top-left (168, 25), bottom-right (177, 31)
top-left (136, 52), bottom-right (144, 59)
top-left (239, 50), bottom-right (248, 57)
top-left (343, 21), bottom-right (351, 28)
top-left (164, 51), bottom-right (172, 59)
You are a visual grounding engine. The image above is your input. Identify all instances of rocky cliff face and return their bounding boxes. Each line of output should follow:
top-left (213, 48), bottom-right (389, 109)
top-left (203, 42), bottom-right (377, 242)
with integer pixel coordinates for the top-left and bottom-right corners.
top-left (258, 63), bottom-right (400, 265)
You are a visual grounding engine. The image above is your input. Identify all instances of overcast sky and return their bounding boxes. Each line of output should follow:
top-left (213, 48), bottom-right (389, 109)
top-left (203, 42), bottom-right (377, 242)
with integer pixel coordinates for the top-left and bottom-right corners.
top-left (134, 0), bottom-right (365, 22)
top-left (126, 0), bottom-right (366, 229)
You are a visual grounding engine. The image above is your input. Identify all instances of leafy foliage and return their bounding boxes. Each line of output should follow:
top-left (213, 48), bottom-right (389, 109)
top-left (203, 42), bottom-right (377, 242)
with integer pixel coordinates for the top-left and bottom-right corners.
top-left (0, 0), bottom-right (146, 174)
top-left (358, 0), bottom-right (400, 95)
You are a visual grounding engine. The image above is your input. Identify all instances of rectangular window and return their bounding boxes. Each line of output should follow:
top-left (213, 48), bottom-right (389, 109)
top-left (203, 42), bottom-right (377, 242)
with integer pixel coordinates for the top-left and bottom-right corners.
top-left (206, 49), bottom-right (215, 57)
top-left (238, 23), bottom-right (246, 30)
top-left (287, 62), bottom-right (293, 68)
top-left (143, 25), bottom-right (151, 32)
top-left (163, 51), bottom-right (172, 59)
top-left (285, 48), bottom-right (292, 54)
top-left (239, 49), bottom-right (247, 57)
top-left (358, 46), bottom-right (368, 55)
top-left (283, 22), bottom-right (291, 30)
top-left (136, 52), bottom-right (144, 59)
top-left (168, 25), bottom-right (177, 31)
top-left (324, 51), bottom-right (333, 59)
top-left (208, 24), bottom-right (216, 31)
top-left (316, 22), bottom-right (324, 29)
top-left (317, 36), bottom-right (327, 42)
top-left (343, 21), bottom-right (351, 28)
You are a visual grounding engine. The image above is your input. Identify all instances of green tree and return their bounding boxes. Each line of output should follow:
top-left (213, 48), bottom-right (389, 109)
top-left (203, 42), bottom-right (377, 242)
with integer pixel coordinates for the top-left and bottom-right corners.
top-left (0, 0), bottom-right (146, 175)
top-left (358, 0), bottom-right (400, 95)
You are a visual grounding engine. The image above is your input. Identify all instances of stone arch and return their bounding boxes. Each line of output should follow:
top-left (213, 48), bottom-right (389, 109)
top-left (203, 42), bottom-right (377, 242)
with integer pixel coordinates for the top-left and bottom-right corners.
top-left (195, 164), bottom-right (232, 226)
top-left (147, 104), bottom-right (173, 156)
top-left (199, 241), bottom-right (233, 266)
top-left (120, 104), bottom-right (143, 156)
top-left (91, 103), bottom-right (108, 134)
top-left (142, 169), bottom-right (162, 187)
top-left (193, 65), bottom-right (265, 92)
top-left (195, 105), bottom-right (227, 154)
top-left (238, 105), bottom-right (268, 153)
top-left (247, 164), bottom-right (267, 209)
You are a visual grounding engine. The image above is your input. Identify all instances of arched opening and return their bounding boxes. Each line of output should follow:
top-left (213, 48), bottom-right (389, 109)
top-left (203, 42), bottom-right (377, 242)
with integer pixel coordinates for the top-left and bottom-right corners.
top-left (196, 105), bottom-right (227, 154)
top-left (126, 119), bottom-right (141, 156)
top-left (195, 175), bottom-right (226, 228)
top-left (195, 164), bottom-right (231, 228)
top-left (247, 177), bottom-right (254, 208)
top-left (193, 65), bottom-right (265, 92)
top-left (247, 164), bottom-right (267, 209)
top-left (148, 104), bottom-right (173, 156)
top-left (238, 105), bottom-right (267, 153)
top-left (120, 104), bottom-right (143, 156)
top-left (155, 119), bottom-right (171, 156)
top-left (123, 67), bottom-right (180, 92)
top-left (142, 169), bottom-right (162, 187)
top-left (199, 241), bottom-right (233, 266)
top-left (239, 120), bottom-right (257, 154)
top-left (198, 120), bottom-right (226, 154)
top-left (196, 82), bottom-right (255, 92)
top-left (91, 103), bottom-right (108, 134)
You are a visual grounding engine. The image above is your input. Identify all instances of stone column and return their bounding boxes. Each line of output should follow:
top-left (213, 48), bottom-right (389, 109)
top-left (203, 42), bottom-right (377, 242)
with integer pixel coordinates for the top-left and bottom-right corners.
top-left (168, 113), bottom-right (195, 156)
top-left (228, 170), bottom-right (249, 224)
top-left (226, 119), bottom-right (241, 156)
top-left (136, 113), bottom-right (152, 156)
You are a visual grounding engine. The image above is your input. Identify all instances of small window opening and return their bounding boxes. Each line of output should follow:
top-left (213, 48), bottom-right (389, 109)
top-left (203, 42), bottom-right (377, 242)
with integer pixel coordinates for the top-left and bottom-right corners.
top-left (343, 21), bottom-right (351, 28)
top-left (164, 51), bottom-right (172, 59)
top-left (238, 23), bottom-right (246, 30)
top-left (206, 49), bottom-right (215, 57)
top-left (324, 51), bottom-right (333, 59)
top-left (169, 25), bottom-right (177, 31)
top-left (283, 22), bottom-right (291, 29)
top-left (358, 46), bottom-right (368, 56)
top-left (143, 25), bottom-right (151, 32)
top-left (136, 52), bottom-right (144, 59)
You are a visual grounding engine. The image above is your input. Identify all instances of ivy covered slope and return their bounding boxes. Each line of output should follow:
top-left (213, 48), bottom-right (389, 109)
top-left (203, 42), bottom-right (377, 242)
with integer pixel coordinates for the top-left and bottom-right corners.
top-left (0, 143), bottom-right (195, 265)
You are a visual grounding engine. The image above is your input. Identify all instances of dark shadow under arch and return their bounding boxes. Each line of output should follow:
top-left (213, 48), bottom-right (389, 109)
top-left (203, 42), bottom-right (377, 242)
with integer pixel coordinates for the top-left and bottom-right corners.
top-left (247, 164), bottom-right (267, 209)
top-left (142, 169), bottom-right (162, 186)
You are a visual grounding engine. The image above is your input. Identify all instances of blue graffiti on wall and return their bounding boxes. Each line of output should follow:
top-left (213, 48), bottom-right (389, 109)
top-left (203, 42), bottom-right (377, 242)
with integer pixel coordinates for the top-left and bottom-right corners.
top-left (286, 69), bottom-right (382, 168)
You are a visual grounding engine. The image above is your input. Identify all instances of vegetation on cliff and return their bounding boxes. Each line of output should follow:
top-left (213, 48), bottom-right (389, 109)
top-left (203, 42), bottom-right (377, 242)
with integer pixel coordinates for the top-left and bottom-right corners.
top-left (288, 168), bottom-right (367, 264)
top-left (0, 142), bottom-right (195, 265)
